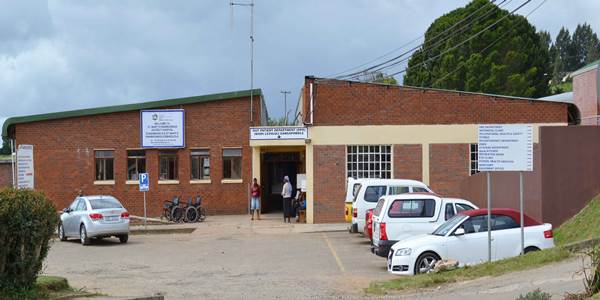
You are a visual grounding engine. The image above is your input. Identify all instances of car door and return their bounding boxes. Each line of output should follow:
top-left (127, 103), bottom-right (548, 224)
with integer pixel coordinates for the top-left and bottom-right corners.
top-left (490, 214), bottom-right (521, 260)
top-left (446, 215), bottom-right (494, 265)
top-left (385, 198), bottom-right (438, 241)
top-left (72, 199), bottom-right (88, 233)
top-left (63, 198), bottom-right (81, 236)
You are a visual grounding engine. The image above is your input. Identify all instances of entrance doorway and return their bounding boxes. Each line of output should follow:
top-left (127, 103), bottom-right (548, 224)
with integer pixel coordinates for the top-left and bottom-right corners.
top-left (261, 151), bottom-right (304, 213)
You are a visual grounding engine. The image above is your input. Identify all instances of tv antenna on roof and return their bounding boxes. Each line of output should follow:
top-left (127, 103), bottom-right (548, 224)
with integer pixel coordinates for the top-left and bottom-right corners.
top-left (230, 0), bottom-right (255, 123)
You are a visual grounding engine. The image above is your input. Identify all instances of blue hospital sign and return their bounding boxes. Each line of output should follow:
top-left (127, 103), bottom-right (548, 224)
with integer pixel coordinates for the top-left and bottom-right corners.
top-left (139, 173), bottom-right (149, 192)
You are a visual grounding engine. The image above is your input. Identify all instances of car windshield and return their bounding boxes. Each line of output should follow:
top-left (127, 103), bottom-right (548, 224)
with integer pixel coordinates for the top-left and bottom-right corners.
top-left (432, 215), bottom-right (468, 236)
top-left (89, 197), bottom-right (123, 209)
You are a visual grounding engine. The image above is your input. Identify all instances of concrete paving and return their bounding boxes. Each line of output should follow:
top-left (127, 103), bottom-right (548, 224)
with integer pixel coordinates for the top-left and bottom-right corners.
top-left (44, 214), bottom-right (587, 299)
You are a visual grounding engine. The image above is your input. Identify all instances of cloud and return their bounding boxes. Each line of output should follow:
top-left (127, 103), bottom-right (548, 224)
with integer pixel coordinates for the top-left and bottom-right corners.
top-left (0, 0), bottom-right (599, 124)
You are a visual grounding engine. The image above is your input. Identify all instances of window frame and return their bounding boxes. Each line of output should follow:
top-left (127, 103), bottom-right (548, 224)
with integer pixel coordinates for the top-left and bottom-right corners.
top-left (470, 144), bottom-right (479, 175)
top-left (346, 145), bottom-right (392, 179)
top-left (126, 149), bottom-right (146, 181)
top-left (190, 149), bottom-right (211, 180)
top-left (222, 148), bottom-right (242, 180)
top-left (94, 150), bottom-right (114, 181)
top-left (159, 151), bottom-right (179, 181)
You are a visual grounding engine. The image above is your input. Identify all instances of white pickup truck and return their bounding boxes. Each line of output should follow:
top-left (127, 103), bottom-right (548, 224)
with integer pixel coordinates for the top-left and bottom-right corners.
top-left (371, 193), bottom-right (477, 257)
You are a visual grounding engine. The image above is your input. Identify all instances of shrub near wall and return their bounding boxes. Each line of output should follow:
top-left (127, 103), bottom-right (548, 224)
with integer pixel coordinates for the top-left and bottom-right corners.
top-left (0, 188), bottom-right (57, 297)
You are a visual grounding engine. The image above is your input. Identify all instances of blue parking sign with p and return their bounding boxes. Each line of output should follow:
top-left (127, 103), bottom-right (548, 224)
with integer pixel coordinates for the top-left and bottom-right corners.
top-left (139, 173), bottom-right (149, 192)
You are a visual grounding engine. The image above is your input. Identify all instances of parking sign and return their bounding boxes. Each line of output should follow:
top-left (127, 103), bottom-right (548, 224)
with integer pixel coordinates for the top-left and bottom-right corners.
top-left (139, 173), bottom-right (149, 192)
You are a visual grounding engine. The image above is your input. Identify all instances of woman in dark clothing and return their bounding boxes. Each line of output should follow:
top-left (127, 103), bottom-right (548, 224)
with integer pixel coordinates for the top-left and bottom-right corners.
top-left (281, 175), bottom-right (293, 223)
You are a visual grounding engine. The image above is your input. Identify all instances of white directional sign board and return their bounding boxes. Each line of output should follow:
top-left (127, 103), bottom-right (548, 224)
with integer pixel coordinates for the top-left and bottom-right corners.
top-left (478, 124), bottom-right (533, 172)
top-left (17, 144), bottom-right (34, 189)
top-left (141, 109), bottom-right (185, 148)
top-left (250, 127), bottom-right (308, 140)
top-left (139, 173), bottom-right (149, 192)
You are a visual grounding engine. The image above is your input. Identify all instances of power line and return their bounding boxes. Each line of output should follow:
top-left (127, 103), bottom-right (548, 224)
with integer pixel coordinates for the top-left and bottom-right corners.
top-left (335, 0), bottom-right (510, 80)
top-left (430, 0), bottom-right (547, 87)
top-left (344, 0), bottom-right (517, 80)
top-left (384, 0), bottom-right (533, 78)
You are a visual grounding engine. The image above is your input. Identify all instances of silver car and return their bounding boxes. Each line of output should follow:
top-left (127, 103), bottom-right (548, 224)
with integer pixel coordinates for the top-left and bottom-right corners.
top-left (58, 195), bottom-right (130, 245)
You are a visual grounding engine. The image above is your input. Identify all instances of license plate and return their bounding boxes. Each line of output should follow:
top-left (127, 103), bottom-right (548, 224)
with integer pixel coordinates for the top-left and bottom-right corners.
top-left (104, 216), bottom-right (119, 222)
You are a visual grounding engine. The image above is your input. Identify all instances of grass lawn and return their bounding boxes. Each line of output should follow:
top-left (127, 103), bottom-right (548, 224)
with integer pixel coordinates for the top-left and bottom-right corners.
top-left (366, 247), bottom-right (571, 294)
top-left (554, 194), bottom-right (600, 246)
top-left (366, 193), bottom-right (600, 295)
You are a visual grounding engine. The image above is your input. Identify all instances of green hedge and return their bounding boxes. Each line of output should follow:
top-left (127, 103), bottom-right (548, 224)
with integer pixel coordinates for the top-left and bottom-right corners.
top-left (0, 188), bottom-right (57, 297)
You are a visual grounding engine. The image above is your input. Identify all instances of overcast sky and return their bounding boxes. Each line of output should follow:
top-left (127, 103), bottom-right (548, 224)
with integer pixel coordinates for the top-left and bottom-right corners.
top-left (1, 0), bottom-right (599, 125)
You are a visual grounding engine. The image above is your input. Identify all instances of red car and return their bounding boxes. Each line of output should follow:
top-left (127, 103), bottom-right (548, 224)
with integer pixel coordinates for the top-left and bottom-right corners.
top-left (364, 208), bottom-right (374, 241)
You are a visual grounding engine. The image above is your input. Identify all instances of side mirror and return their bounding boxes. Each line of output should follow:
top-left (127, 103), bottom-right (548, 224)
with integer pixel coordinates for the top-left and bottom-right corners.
top-left (454, 227), bottom-right (465, 236)
top-left (63, 208), bottom-right (70, 213)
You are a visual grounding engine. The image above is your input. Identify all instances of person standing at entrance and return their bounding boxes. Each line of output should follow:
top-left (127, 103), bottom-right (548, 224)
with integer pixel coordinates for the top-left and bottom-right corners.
top-left (282, 175), bottom-right (293, 223)
top-left (250, 178), bottom-right (261, 221)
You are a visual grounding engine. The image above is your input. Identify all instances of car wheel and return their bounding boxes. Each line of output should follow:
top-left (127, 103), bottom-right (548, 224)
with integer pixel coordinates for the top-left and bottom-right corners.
top-left (58, 222), bottom-right (67, 241)
top-left (524, 246), bottom-right (540, 254)
top-left (414, 252), bottom-right (440, 275)
top-left (119, 234), bottom-right (129, 243)
top-left (80, 224), bottom-right (91, 246)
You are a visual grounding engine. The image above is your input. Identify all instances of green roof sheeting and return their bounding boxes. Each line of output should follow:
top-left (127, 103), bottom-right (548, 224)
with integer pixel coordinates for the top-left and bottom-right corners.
top-left (2, 89), bottom-right (262, 138)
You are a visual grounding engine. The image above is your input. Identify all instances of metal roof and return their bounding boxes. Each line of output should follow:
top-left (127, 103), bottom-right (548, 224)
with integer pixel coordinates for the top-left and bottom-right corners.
top-left (538, 92), bottom-right (573, 104)
top-left (571, 59), bottom-right (600, 77)
top-left (2, 89), bottom-right (262, 138)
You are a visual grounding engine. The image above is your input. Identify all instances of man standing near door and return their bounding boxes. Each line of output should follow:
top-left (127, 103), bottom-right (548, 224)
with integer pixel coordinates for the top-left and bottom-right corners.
top-left (282, 175), bottom-right (293, 223)
top-left (250, 178), bottom-right (261, 221)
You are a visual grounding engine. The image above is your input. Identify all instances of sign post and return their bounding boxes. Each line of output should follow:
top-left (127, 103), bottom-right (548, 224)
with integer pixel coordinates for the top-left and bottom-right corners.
top-left (139, 173), bottom-right (149, 232)
top-left (478, 124), bottom-right (533, 261)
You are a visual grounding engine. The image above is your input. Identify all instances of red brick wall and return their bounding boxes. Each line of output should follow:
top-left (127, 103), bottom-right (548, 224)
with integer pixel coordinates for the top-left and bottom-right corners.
top-left (0, 163), bottom-right (12, 188)
top-left (303, 78), bottom-right (568, 126)
top-left (393, 144), bottom-right (422, 181)
top-left (313, 145), bottom-right (346, 223)
top-left (14, 96), bottom-right (261, 217)
top-left (573, 68), bottom-right (599, 125)
top-left (429, 144), bottom-right (470, 197)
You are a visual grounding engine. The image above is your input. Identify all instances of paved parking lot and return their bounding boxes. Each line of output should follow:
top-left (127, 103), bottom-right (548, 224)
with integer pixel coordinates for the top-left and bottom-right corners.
top-left (43, 216), bottom-right (395, 299)
top-left (43, 215), bottom-right (586, 300)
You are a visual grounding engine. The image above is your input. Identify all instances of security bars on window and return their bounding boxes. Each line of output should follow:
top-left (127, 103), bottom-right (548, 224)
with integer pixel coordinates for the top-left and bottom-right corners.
top-left (346, 145), bottom-right (391, 179)
top-left (470, 144), bottom-right (479, 175)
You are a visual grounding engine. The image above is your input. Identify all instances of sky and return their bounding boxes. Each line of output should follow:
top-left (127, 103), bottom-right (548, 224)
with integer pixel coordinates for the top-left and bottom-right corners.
top-left (1, 0), bottom-right (599, 126)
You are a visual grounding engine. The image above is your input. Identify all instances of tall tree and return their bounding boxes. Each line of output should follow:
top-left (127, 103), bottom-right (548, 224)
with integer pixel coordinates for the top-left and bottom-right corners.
top-left (572, 23), bottom-right (600, 67)
top-left (0, 139), bottom-right (10, 155)
top-left (403, 0), bottom-right (550, 97)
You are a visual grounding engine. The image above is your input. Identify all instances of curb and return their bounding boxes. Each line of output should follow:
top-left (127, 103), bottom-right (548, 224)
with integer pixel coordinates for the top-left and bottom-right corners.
top-left (129, 228), bottom-right (196, 235)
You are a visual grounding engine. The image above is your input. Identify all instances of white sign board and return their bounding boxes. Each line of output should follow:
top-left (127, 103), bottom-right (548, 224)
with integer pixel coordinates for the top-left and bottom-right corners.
top-left (141, 109), bottom-right (185, 148)
top-left (478, 124), bottom-right (533, 171)
top-left (250, 127), bottom-right (308, 140)
top-left (296, 173), bottom-right (306, 191)
top-left (17, 144), bottom-right (34, 189)
top-left (139, 173), bottom-right (149, 192)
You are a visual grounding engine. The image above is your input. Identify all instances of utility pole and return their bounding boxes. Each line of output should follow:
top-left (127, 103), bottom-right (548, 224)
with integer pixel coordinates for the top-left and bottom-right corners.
top-left (230, 0), bottom-right (255, 124)
top-left (281, 90), bottom-right (291, 125)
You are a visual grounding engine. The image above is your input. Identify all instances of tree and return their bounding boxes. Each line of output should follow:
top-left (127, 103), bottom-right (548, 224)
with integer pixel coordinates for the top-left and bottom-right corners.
top-left (267, 116), bottom-right (287, 126)
top-left (359, 71), bottom-right (398, 85)
top-left (403, 0), bottom-right (550, 98)
top-left (0, 139), bottom-right (10, 155)
top-left (572, 23), bottom-right (600, 67)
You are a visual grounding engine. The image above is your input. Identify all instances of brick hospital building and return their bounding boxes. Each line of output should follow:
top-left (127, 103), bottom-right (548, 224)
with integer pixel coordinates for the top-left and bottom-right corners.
top-left (2, 74), bottom-right (578, 223)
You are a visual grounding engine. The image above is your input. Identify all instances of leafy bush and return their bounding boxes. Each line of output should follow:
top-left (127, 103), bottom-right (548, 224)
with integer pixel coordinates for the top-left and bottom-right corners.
top-left (516, 288), bottom-right (552, 300)
top-left (0, 188), bottom-right (58, 298)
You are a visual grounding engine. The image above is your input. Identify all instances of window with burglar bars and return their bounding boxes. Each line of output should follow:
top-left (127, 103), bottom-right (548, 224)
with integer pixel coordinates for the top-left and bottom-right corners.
top-left (470, 144), bottom-right (479, 175)
top-left (127, 150), bottom-right (146, 180)
top-left (95, 150), bottom-right (114, 181)
top-left (159, 151), bottom-right (178, 180)
top-left (346, 145), bottom-right (391, 179)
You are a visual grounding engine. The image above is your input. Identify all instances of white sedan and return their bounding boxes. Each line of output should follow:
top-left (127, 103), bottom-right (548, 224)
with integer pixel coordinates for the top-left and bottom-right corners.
top-left (387, 208), bottom-right (555, 275)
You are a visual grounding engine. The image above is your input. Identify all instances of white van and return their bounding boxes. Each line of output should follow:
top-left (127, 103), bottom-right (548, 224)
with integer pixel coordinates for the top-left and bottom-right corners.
top-left (350, 179), bottom-right (432, 233)
top-left (371, 193), bottom-right (477, 257)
